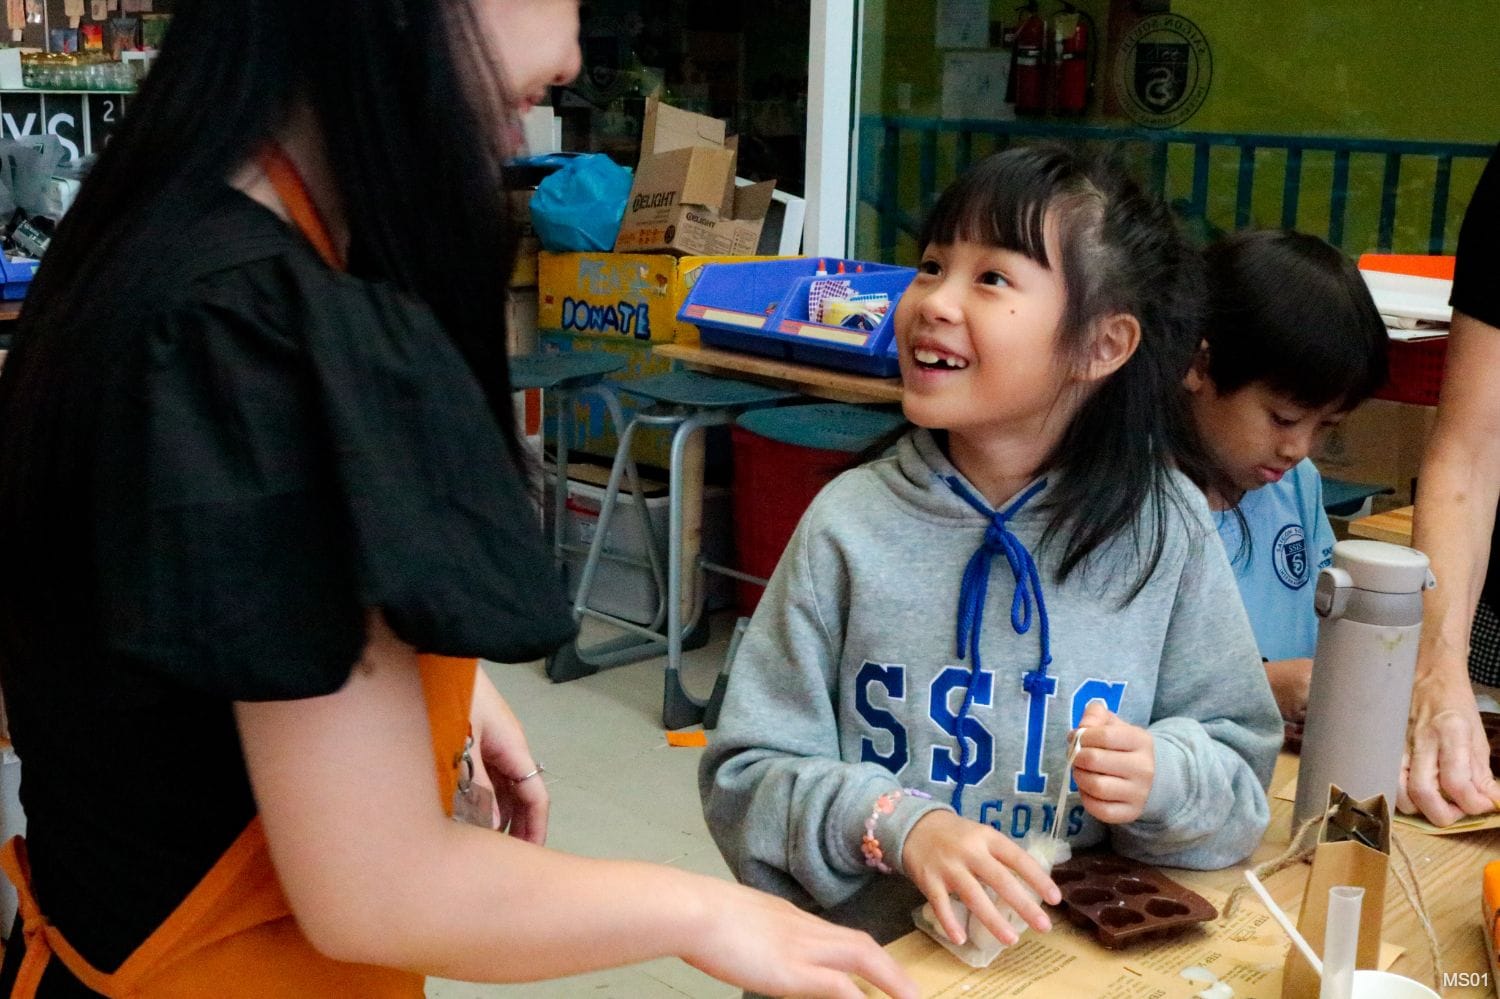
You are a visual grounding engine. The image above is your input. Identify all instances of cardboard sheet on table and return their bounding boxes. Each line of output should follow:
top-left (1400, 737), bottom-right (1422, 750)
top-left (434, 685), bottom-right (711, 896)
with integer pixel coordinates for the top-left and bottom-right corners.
top-left (1273, 778), bottom-right (1500, 835)
top-left (865, 888), bottom-right (1401, 998)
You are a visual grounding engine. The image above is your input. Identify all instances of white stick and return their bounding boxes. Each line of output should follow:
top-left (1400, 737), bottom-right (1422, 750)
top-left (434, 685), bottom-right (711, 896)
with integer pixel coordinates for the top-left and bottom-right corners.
top-left (1243, 869), bottom-right (1323, 977)
top-left (1051, 727), bottom-right (1085, 844)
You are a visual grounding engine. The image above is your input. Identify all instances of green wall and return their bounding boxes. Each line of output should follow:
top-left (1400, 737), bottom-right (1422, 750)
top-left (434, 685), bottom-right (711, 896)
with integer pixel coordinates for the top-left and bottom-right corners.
top-left (1174, 3), bottom-right (1498, 143)
top-left (857, 0), bottom-right (1497, 262)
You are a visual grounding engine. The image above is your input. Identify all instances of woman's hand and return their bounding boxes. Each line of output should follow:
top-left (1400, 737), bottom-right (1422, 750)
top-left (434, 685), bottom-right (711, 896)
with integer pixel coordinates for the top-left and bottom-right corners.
top-left (683, 879), bottom-right (919, 999)
top-left (470, 667), bottom-right (548, 844)
top-left (1072, 704), bottom-right (1155, 825)
top-left (901, 810), bottom-right (1060, 949)
top-left (1399, 667), bottom-right (1500, 825)
top-left (1403, 310), bottom-right (1500, 826)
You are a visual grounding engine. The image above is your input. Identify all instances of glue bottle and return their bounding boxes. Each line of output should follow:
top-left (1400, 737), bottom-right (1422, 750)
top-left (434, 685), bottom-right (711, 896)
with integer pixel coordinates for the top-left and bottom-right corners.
top-left (1293, 540), bottom-right (1435, 829)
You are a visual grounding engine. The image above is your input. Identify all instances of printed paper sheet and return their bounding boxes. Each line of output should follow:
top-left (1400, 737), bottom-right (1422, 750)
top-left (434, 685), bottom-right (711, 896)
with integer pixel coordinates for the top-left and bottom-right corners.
top-left (869, 888), bottom-right (1401, 998)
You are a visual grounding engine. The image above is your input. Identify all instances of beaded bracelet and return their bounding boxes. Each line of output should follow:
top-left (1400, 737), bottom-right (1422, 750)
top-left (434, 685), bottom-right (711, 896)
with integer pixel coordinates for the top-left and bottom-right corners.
top-left (860, 788), bottom-right (932, 874)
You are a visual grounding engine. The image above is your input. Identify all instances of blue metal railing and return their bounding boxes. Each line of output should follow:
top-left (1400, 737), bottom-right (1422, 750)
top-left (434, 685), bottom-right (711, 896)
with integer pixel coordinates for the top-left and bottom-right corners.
top-left (858, 115), bottom-right (1493, 261)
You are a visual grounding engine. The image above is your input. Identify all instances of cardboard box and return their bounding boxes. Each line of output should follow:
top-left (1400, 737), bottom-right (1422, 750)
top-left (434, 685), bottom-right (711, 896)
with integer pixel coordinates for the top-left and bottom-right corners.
top-left (510, 236), bottom-right (540, 288)
top-left (640, 99), bottom-right (726, 158)
top-left (538, 251), bottom-right (775, 345)
top-left (1312, 399), bottom-right (1436, 506)
top-left (506, 288), bottom-right (539, 357)
top-left (507, 187), bottom-right (540, 287)
top-left (615, 176), bottom-right (775, 257)
top-left (613, 98), bottom-right (777, 258)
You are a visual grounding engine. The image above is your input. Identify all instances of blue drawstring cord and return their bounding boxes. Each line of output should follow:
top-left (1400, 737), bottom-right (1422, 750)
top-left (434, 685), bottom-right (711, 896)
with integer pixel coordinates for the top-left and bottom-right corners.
top-left (942, 475), bottom-right (1052, 816)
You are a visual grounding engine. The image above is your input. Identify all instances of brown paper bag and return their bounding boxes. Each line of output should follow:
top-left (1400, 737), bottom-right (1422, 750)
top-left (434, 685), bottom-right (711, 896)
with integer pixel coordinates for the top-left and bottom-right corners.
top-left (1282, 785), bottom-right (1390, 999)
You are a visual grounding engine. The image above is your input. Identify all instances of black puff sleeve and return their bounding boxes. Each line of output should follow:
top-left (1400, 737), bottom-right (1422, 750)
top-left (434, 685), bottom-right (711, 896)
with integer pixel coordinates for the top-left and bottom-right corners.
top-left (103, 253), bottom-right (575, 700)
top-left (1452, 143), bottom-right (1500, 330)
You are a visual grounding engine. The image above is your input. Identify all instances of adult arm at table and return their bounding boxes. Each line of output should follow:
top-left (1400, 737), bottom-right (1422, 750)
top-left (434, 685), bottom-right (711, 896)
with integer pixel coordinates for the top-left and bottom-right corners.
top-left (1404, 309), bottom-right (1500, 825)
top-left (235, 612), bottom-right (917, 998)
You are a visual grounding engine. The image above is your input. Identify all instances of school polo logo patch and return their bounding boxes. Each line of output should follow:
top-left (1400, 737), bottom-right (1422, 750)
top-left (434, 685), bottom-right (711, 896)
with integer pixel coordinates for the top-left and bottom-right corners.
top-left (1273, 524), bottom-right (1309, 589)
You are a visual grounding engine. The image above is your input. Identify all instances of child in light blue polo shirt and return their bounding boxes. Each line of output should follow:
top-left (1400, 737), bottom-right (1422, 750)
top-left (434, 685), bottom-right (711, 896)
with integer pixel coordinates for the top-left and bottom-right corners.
top-left (1185, 230), bottom-right (1389, 739)
top-left (1216, 461), bottom-right (1335, 661)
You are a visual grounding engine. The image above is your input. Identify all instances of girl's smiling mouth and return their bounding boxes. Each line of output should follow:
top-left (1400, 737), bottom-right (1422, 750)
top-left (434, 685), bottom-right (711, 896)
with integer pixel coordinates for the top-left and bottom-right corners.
top-left (911, 343), bottom-right (971, 370)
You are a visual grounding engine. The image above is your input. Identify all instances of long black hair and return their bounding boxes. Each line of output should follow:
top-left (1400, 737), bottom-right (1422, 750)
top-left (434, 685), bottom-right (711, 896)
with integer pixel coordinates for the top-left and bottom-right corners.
top-left (1202, 229), bottom-right (1389, 410)
top-left (918, 145), bottom-right (1225, 598)
top-left (4, 0), bottom-right (525, 452)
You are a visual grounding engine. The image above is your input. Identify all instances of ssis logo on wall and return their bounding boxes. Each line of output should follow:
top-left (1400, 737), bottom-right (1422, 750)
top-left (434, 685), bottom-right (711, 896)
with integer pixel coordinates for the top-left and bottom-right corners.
top-left (1113, 14), bottom-right (1212, 129)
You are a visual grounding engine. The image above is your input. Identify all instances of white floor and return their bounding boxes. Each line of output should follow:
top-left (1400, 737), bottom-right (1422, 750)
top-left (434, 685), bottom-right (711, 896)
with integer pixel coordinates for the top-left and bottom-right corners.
top-left (426, 615), bottom-right (743, 999)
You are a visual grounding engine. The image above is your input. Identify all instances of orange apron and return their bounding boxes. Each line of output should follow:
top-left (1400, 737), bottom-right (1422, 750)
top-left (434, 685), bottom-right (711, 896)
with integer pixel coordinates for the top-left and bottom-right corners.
top-left (0, 150), bottom-right (479, 998)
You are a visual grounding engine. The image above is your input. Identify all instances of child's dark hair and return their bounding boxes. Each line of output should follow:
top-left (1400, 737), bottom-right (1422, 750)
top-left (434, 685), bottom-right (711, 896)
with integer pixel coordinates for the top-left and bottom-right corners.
top-left (918, 144), bottom-right (1220, 598)
top-left (1202, 230), bottom-right (1389, 410)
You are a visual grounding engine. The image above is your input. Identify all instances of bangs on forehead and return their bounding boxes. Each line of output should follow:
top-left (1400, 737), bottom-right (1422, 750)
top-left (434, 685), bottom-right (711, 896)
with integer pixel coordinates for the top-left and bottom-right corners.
top-left (919, 152), bottom-right (1061, 266)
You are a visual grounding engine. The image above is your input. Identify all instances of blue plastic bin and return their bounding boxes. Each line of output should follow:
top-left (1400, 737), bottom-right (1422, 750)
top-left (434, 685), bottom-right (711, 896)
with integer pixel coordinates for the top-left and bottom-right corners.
top-left (0, 255), bottom-right (38, 302)
top-left (678, 258), bottom-right (916, 377)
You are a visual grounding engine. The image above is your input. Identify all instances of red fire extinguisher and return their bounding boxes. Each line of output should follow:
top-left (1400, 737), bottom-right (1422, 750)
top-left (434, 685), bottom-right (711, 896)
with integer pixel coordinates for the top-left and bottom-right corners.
top-left (1052, 3), bottom-right (1093, 115)
top-left (1010, 2), bottom-right (1048, 115)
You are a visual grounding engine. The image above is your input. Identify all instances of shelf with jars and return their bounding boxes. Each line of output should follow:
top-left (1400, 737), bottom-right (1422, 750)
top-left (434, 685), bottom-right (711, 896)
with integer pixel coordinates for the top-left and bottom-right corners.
top-left (20, 51), bottom-right (138, 91)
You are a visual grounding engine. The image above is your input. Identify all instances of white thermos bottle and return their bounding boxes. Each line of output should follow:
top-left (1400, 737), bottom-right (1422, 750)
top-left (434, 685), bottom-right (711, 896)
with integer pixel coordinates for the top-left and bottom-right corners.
top-left (1293, 540), bottom-right (1437, 829)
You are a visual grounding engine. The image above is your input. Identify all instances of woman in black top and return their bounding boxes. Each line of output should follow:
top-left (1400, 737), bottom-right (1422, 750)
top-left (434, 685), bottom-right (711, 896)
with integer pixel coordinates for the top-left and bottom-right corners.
top-left (0, 1), bottom-right (916, 996)
top-left (1404, 144), bottom-right (1500, 827)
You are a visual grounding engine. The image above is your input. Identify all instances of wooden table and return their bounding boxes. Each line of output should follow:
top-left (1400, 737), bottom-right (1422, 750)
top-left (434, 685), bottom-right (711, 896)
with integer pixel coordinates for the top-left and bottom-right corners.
top-left (1349, 505), bottom-right (1415, 547)
top-left (885, 753), bottom-right (1499, 996)
top-left (653, 342), bottom-right (903, 405)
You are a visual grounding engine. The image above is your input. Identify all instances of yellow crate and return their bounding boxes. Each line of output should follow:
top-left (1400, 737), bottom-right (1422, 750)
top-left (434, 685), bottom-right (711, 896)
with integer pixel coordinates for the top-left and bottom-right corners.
top-left (538, 251), bottom-right (785, 345)
top-left (536, 332), bottom-right (676, 467)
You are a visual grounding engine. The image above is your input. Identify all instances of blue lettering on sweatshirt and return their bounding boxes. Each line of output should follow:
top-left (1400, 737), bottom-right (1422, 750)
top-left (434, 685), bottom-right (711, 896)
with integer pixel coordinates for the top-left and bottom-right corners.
top-left (855, 661), bottom-right (909, 771)
top-left (853, 667), bottom-right (1129, 810)
top-left (977, 800), bottom-right (1087, 841)
top-left (1015, 672), bottom-right (1058, 794)
top-left (929, 666), bottom-right (994, 787)
top-left (1069, 679), bottom-right (1129, 791)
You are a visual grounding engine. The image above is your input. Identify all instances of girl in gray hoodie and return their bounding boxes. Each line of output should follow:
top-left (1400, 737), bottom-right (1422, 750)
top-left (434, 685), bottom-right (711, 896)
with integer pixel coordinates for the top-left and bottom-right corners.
top-left (701, 146), bottom-right (1283, 950)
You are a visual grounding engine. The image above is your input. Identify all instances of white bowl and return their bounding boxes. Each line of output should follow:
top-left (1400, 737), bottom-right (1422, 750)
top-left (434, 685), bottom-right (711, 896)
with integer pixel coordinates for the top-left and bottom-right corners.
top-left (1350, 969), bottom-right (1441, 999)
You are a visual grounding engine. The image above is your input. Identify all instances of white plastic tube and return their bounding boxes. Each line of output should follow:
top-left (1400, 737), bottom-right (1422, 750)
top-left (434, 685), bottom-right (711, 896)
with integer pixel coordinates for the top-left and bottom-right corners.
top-left (1319, 885), bottom-right (1364, 999)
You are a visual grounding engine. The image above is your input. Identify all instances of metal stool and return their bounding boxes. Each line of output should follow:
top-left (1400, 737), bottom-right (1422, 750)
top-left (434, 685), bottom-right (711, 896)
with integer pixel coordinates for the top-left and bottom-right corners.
top-left (733, 401), bottom-right (905, 454)
top-left (547, 370), bottom-right (798, 729)
top-left (510, 352), bottom-right (663, 604)
top-left (701, 402), bottom-right (906, 729)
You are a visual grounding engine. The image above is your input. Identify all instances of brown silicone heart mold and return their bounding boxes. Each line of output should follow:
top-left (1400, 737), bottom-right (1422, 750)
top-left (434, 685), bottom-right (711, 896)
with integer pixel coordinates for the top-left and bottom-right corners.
top-left (1048, 852), bottom-right (1218, 948)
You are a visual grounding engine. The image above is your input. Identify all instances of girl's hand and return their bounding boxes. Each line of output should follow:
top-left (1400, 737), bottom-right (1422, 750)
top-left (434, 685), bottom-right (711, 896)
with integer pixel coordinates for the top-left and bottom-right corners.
top-left (901, 810), bottom-right (1060, 948)
top-left (1264, 657), bottom-right (1313, 724)
top-left (1073, 704), bottom-right (1155, 824)
top-left (470, 668), bottom-right (549, 845)
top-left (684, 879), bottom-right (919, 999)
